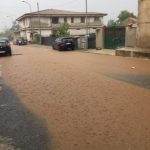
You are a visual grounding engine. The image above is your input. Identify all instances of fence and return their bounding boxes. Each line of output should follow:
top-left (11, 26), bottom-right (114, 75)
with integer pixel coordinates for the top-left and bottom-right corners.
top-left (41, 36), bottom-right (56, 46)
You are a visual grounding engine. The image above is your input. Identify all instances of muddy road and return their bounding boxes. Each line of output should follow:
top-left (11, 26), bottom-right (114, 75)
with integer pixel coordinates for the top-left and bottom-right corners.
top-left (0, 80), bottom-right (50, 150)
top-left (0, 45), bottom-right (150, 150)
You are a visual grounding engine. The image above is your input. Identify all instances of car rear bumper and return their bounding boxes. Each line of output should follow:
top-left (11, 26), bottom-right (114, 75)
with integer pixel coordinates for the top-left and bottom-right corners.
top-left (0, 48), bottom-right (11, 55)
top-left (0, 49), bottom-right (7, 53)
top-left (59, 44), bottom-right (75, 49)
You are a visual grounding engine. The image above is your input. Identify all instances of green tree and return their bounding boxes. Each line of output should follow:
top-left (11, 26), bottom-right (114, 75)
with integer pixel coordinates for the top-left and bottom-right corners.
top-left (0, 28), bottom-right (12, 39)
top-left (33, 34), bottom-right (41, 44)
top-left (10, 21), bottom-right (20, 32)
top-left (0, 21), bottom-right (19, 40)
top-left (117, 10), bottom-right (136, 25)
top-left (53, 23), bottom-right (70, 37)
top-left (107, 19), bottom-right (117, 27)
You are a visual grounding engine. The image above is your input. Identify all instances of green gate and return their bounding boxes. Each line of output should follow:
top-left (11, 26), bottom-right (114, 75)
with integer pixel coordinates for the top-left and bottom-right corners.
top-left (104, 27), bottom-right (125, 49)
top-left (88, 34), bottom-right (96, 49)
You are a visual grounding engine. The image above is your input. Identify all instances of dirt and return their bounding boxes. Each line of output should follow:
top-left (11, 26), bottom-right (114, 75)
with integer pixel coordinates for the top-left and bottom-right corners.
top-left (0, 45), bottom-right (150, 150)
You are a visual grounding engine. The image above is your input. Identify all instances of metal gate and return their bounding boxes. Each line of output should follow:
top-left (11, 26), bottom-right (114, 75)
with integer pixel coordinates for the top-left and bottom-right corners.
top-left (88, 34), bottom-right (96, 49)
top-left (41, 36), bottom-right (56, 46)
top-left (104, 27), bottom-right (125, 49)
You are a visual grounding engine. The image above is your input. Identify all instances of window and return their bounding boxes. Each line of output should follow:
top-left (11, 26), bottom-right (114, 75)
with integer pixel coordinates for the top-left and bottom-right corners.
top-left (71, 17), bottom-right (74, 23)
top-left (94, 17), bottom-right (100, 21)
top-left (81, 17), bottom-right (85, 23)
top-left (52, 17), bottom-right (59, 24)
top-left (23, 20), bottom-right (25, 26)
top-left (64, 17), bottom-right (67, 23)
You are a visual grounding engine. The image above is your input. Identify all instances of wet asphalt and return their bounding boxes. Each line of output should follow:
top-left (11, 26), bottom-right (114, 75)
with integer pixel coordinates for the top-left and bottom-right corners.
top-left (0, 79), bottom-right (51, 150)
top-left (101, 72), bottom-right (150, 89)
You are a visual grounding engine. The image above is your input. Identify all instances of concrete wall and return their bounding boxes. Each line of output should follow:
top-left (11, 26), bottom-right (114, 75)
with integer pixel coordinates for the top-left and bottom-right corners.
top-left (137, 0), bottom-right (150, 49)
top-left (96, 28), bottom-right (104, 49)
top-left (125, 26), bottom-right (137, 47)
top-left (59, 17), bottom-right (64, 23)
top-left (19, 18), bottom-right (31, 28)
top-left (20, 31), bottom-right (27, 39)
top-left (74, 17), bottom-right (81, 23)
top-left (69, 28), bottom-right (96, 36)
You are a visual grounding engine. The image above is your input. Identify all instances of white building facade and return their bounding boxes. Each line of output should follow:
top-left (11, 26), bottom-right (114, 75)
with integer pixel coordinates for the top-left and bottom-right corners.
top-left (16, 9), bottom-right (107, 42)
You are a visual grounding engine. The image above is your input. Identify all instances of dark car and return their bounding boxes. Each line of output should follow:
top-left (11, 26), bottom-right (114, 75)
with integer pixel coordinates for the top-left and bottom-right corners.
top-left (52, 37), bottom-right (75, 51)
top-left (0, 37), bottom-right (10, 43)
top-left (16, 37), bottom-right (27, 45)
top-left (0, 39), bottom-right (12, 56)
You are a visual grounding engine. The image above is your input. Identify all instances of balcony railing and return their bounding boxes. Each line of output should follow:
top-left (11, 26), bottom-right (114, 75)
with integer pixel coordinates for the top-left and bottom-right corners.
top-left (20, 21), bottom-right (102, 29)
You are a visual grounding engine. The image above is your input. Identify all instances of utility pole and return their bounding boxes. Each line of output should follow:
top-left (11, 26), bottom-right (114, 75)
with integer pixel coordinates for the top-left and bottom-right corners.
top-left (21, 0), bottom-right (32, 42)
top-left (37, 2), bottom-right (42, 44)
top-left (85, 0), bottom-right (88, 49)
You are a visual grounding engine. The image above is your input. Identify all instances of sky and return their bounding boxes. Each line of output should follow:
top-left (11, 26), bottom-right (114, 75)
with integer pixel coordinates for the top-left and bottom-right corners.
top-left (0, 0), bottom-right (138, 32)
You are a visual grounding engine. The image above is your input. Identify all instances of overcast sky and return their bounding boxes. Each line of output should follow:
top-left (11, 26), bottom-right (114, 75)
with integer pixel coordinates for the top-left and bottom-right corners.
top-left (0, 0), bottom-right (138, 32)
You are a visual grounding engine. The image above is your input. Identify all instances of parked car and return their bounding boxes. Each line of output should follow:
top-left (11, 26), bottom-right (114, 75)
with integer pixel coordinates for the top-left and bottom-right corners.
top-left (0, 37), bottom-right (10, 44)
top-left (52, 37), bottom-right (75, 51)
top-left (16, 37), bottom-right (27, 45)
top-left (0, 39), bottom-right (12, 56)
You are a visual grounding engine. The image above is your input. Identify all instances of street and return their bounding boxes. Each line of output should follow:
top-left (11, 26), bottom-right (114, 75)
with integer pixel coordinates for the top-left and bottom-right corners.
top-left (0, 45), bottom-right (150, 150)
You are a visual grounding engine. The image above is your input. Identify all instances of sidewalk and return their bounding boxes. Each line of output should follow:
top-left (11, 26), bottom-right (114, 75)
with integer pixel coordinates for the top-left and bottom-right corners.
top-left (116, 47), bottom-right (150, 58)
top-left (27, 44), bottom-right (116, 56)
top-left (26, 44), bottom-right (150, 58)
top-left (80, 47), bottom-right (150, 58)
top-left (79, 49), bottom-right (116, 56)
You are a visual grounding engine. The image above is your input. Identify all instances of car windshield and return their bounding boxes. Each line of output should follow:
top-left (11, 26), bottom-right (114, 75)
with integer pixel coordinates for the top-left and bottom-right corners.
top-left (0, 39), bottom-right (6, 42)
top-left (63, 38), bottom-right (73, 42)
top-left (55, 38), bottom-right (62, 42)
top-left (0, 37), bottom-right (9, 42)
top-left (0, 40), bottom-right (6, 45)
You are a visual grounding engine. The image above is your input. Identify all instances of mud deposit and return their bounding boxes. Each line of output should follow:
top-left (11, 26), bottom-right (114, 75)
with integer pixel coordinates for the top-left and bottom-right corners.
top-left (0, 45), bottom-right (150, 150)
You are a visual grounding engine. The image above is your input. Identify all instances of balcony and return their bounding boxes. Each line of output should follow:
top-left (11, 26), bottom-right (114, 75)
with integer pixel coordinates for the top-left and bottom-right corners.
top-left (20, 20), bottom-right (102, 30)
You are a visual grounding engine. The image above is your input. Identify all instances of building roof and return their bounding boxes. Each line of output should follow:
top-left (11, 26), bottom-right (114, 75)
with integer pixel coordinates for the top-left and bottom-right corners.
top-left (122, 17), bottom-right (138, 26)
top-left (17, 9), bottom-right (107, 21)
top-left (32, 9), bottom-right (107, 16)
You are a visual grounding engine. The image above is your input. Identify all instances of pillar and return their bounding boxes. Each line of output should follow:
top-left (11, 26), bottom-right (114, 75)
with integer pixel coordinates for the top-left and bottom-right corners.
top-left (96, 27), bottom-right (104, 49)
top-left (137, 0), bottom-right (150, 50)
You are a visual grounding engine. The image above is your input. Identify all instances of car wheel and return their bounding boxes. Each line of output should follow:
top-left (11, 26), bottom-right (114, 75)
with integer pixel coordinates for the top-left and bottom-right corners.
top-left (58, 46), bottom-right (62, 51)
top-left (9, 51), bottom-right (12, 56)
top-left (7, 50), bottom-right (12, 56)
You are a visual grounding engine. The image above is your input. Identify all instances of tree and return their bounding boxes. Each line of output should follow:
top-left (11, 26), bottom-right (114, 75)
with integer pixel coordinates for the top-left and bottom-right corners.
top-left (117, 10), bottom-right (136, 25)
top-left (0, 28), bottom-right (12, 39)
top-left (52, 23), bottom-right (70, 37)
top-left (107, 19), bottom-right (117, 27)
top-left (0, 21), bottom-right (20, 40)
top-left (107, 10), bottom-right (136, 26)
top-left (10, 21), bottom-right (20, 32)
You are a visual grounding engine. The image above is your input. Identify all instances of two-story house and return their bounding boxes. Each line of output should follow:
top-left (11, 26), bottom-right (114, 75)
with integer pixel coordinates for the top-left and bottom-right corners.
top-left (16, 9), bottom-right (107, 42)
